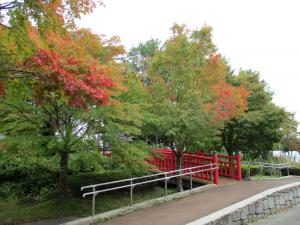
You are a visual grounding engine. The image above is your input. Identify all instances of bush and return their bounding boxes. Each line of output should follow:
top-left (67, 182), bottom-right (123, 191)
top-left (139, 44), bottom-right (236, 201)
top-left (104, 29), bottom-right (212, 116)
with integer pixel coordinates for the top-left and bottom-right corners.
top-left (242, 164), bottom-right (300, 178)
top-left (0, 182), bottom-right (23, 200)
top-left (281, 167), bottom-right (300, 176)
top-left (0, 157), bottom-right (58, 199)
top-left (69, 151), bottom-right (113, 174)
top-left (68, 169), bottom-right (152, 197)
top-left (241, 165), bottom-right (261, 178)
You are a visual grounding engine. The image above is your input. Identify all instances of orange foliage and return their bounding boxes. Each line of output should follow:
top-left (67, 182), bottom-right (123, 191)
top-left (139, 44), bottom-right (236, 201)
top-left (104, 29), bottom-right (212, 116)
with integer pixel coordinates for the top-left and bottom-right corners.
top-left (208, 80), bottom-right (249, 122)
top-left (203, 54), bottom-right (227, 86)
top-left (27, 26), bottom-right (127, 97)
top-left (23, 49), bottom-right (113, 108)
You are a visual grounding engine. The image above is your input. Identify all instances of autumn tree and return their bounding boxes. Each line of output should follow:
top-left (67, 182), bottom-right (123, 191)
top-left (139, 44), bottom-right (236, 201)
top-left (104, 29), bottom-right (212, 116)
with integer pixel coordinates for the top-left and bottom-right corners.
top-left (0, 48), bottom-right (115, 198)
top-left (140, 24), bottom-right (248, 190)
top-left (0, 0), bottom-right (104, 84)
top-left (221, 70), bottom-right (296, 159)
top-left (0, 0), bottom-right (103, 30)
top-left (0, 0), bottom-right (150, 199)
top-left (280, 135), bottom-right (300, 152)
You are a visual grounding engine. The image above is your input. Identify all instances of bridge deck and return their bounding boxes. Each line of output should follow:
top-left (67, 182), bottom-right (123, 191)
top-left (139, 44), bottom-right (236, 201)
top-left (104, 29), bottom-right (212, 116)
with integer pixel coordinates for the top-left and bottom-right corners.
top-left (101, 177), bottom-right (300, 225)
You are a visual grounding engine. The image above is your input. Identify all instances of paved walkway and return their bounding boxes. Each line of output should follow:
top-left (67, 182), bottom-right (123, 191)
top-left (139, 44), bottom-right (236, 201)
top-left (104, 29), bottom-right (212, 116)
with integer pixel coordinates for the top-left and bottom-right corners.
top-left (101, 177), bottom-right (300, 225)
top-left (250, 202), bottom-right (300, 225)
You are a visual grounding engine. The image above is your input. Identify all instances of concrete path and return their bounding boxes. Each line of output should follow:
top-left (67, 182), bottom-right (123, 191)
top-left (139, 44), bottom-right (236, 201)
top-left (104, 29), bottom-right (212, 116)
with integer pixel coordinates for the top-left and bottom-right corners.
top-left (101, 177), bottom-right (300, 225)
top-left (250, 202), bottom-right (300, 225)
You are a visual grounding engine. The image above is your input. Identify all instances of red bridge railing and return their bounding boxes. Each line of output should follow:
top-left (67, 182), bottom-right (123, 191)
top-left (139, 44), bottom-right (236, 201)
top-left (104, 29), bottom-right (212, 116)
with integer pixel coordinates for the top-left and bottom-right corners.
top-left (150, 149), bottom-right (219, 184)
top-left (100, 147), bottom-right (242, 183)
top-left (191, 151), bottom-right (241, 180)
top-left (150, 149), bottom-right (242, 184)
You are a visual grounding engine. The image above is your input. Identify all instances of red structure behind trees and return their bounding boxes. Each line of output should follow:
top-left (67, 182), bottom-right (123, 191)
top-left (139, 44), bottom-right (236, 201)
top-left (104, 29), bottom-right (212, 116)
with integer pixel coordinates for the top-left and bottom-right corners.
top-left (150, 149), bottom-right (242, 185)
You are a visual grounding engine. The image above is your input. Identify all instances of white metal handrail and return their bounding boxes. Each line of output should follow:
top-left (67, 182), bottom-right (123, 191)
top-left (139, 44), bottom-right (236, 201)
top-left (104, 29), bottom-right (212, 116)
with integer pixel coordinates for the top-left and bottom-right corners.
top-left (81, 163), bottom-right (217, 216)
top-left (243, 161), bottom-right (290, 169)
top-left (243, 161), bottom-right (290, 178)
top-left (81, 164), bottom-right (214, 191)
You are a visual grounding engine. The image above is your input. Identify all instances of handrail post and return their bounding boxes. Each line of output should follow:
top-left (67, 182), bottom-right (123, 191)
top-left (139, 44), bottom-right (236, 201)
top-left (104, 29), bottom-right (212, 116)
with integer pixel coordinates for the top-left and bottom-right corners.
top-left (248, 161), bottom-right (251, 177)
top-left (189, 168), bottom-right (192, 190)
top-left (213, 154), bottom-right (219, 185)
top-left (164, 173), bottom-right (168, 197)
top-left (92, 187), bottom-right (96, 216)
top-left (130, 179), bottom-right (133, 206)
top-left (210, 164), bottom-right (213, 184)
top-left (260, 165), bottom-right (262, 178)
top-left (237, 154), bottom-right (242, 181)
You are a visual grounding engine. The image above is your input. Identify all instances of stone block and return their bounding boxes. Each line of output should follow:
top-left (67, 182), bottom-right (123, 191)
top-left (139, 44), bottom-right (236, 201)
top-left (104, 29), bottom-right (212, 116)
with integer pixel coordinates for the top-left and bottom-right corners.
top-left (249, 204), bottom-right (255, 215)
top-left (220, 214), bottom-right (232, 224)
top-left (232, 210), bottom-right (241, 222)
top-left (275, 195), bottom-right (280, 205)
top-left (212, 219), bottom-right (221, 225)
top-left (262, 199), bottom-right (269, 210)
top-left (255, 201), bottom-right (263, 214)
top-left (240, 207), bottom-right (249, 220)
top-left (263, 208), bottom-right (270, 215)
top-left (289, 190), bottom-right (294, 201)
top-left (293, 188), bottom-right (298, 198)
top-left (280, 194), bottom-right (285, 205)
top-left (268, 197), bottom-right (275, 209)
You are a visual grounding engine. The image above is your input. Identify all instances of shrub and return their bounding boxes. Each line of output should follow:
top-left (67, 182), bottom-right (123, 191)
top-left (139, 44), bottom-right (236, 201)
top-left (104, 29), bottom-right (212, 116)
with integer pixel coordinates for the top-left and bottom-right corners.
top-left (281, 167), bottom-right (300, 176)
top-left (68, 169), bottom-right (152, 197)
top-left (241, 165), bottom-right (261, 178)
top-left (0, 157), bottom-right (58, 198)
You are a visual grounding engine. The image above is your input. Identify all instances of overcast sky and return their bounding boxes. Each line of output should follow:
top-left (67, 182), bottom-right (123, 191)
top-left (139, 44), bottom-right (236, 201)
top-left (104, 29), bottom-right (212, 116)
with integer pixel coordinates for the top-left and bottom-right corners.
top-left (77, 0), bottom-right (300, 127)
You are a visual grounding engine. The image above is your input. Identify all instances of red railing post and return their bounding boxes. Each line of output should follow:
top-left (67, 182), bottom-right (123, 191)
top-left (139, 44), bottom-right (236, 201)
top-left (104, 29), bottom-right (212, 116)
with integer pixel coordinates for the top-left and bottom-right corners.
top-left (237, 154), bottom-right (242, 181)
top-left (213, 154), bottom-right (219, 185)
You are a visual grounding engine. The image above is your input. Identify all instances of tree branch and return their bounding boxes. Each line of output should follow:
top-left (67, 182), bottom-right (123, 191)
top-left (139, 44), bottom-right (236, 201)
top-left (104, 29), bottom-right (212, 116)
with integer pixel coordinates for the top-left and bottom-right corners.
top-left (0, 1), bottom-right (19, 11)
top-left (0, 99), bottom-right (42, 128)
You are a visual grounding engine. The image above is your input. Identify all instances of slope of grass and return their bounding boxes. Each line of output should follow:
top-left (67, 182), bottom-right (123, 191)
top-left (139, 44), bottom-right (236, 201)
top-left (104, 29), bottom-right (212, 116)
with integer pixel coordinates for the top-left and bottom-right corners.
top-left (0, 186), bottom-right (176, 225)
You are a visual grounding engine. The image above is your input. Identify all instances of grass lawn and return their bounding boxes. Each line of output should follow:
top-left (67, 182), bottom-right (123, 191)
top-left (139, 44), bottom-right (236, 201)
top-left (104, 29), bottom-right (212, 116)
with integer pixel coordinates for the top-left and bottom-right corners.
top-left (249, 175), bottom-right (282, 180)
top-left (0, 186), bottom-right (176, 225)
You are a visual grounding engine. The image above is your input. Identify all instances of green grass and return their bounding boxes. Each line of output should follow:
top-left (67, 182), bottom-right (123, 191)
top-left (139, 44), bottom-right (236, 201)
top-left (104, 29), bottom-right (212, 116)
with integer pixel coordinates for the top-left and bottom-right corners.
top-left (249, 175), bottom-right (281, 180)
top-left (0, 186), bottom-right (176, 225)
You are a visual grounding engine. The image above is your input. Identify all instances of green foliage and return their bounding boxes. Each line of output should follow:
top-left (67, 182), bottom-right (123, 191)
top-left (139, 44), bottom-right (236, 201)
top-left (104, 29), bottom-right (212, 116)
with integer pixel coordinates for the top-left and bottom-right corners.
top-left (241, 165), bottom-right (261, 178)
top-left (221, 70), bottom-right (297, 158)
top-left (126, 39), bottom-right (160, 83)
top-left (0, 156), bottom-right (58, 199)
top-left (68, 169), bottom-right (149, 197)
top-left (141, 24), bottom-right (220, 153)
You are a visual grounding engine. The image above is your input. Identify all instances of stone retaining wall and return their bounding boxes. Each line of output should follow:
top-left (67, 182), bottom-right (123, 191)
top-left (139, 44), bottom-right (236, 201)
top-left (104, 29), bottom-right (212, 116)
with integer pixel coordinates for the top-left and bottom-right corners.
top-left (187, 182), bottom-right (300, 225)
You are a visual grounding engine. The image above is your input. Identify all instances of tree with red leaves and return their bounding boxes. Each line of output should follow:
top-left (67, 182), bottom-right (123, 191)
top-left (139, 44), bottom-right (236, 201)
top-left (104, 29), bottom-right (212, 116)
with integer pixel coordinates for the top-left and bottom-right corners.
top-left (208, 80), bottom-right (249, 122)
top-left (142, 24), bottom-right (250, 191)
top-left (0, 48), bottom-right (114, 198)
top-left (24, 49), bottom-right (113, 108)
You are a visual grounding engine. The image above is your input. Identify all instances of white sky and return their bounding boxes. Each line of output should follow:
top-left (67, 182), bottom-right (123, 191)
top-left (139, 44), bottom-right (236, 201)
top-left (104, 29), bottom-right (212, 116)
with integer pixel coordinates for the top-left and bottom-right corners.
top-left (77, 0), bottom-right (300, 127)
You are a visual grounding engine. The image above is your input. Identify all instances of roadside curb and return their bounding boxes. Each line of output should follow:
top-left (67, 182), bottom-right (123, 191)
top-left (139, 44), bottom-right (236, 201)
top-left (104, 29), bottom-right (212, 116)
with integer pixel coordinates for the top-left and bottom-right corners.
top-left (62, 184), bottom-right (216, 225)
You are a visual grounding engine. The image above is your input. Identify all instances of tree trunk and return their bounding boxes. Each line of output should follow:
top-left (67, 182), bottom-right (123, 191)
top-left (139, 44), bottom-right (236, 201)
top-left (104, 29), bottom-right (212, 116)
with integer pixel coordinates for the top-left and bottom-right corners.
top-left (59, 150), bottom-right (69, 199)
top-left (175, 153), bottom-right (183, 192)
top-left (226, 147), bottom-right (234, 156)
top-left (262, 150), bottom-right (269, 160)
